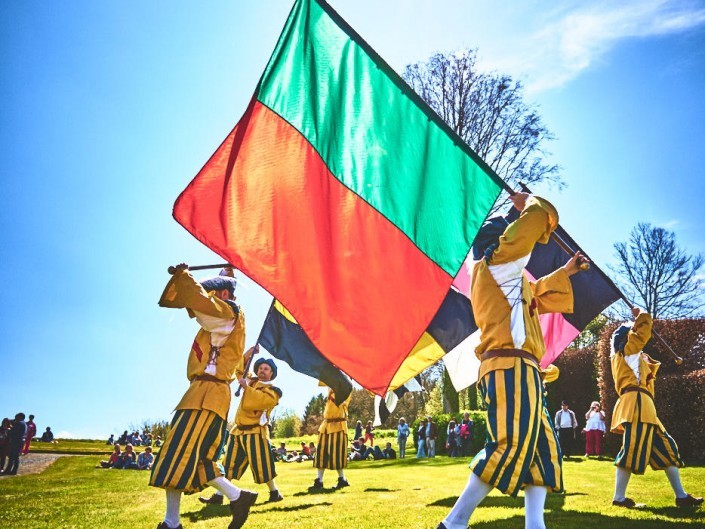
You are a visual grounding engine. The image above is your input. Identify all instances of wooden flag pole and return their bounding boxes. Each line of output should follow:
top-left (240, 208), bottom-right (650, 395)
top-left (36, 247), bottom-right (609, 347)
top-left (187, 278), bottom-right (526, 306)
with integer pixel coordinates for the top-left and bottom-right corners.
top-left (511, 183), bottom-right (683, 365)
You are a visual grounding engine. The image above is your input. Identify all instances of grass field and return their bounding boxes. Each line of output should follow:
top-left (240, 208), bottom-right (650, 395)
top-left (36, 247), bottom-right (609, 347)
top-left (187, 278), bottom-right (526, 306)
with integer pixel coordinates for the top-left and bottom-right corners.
top-left (1, 452), bottom-right (703, 528)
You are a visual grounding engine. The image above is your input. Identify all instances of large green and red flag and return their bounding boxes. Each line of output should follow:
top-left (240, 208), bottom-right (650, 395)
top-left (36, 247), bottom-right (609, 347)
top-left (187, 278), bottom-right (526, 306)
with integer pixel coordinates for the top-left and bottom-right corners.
top-left (173, 0), bottom-right (503, 394)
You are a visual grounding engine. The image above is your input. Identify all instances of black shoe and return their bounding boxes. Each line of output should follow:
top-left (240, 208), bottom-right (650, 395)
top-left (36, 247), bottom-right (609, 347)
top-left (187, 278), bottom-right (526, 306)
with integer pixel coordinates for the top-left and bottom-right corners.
top-left (199, 493), bottom-right (224, 505)
top-left (676, 493), bottom-right (704, 507)
top-left (229, 490), bottom-right (258, 529)
top-left (266, 490), bottom-right (284, 503)
top-left (156, 523), bottom-right (183, 529)
top-left (436, 524), bottom-right (448, 529)
top-left (309, 478), bottom-right (324, 490)
top-left (334, 477), bottom-right (349, 489)
top-left (612, 497), bottom-right (637, 508)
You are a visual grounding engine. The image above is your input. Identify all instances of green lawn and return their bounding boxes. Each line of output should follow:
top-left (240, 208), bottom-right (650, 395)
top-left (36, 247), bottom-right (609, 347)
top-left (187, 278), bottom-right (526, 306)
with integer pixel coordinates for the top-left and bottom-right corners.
top-left (1, 454), bottom-right (703, 528)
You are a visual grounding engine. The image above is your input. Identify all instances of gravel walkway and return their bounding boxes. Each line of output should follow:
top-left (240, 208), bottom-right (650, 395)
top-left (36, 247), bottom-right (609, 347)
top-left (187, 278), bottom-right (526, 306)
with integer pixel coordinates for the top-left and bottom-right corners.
top-left (0, 452), bottom-right (67, 477)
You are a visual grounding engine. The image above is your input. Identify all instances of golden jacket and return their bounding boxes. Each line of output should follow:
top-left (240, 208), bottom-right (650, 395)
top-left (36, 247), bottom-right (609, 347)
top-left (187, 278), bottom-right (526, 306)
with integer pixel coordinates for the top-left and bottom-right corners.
top-left (231, 379), bottom-right (282, 439)
top-left (318, 388), bottom-right (351, 434)
top-left (159, 269), bottom-right (246, 420)
top-left (471, 197), bottom-right (574, 380)
top-left (610, 312), bottom-right (663, 433)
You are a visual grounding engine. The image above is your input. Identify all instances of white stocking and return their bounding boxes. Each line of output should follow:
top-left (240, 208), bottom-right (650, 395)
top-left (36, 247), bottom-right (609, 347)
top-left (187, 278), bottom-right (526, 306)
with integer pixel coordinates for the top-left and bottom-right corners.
top-left (614, 467), bottom-right (631, 501)
top-left (664, 466), bottom-right (687, 498)
top-left (206, 476), bottom-right (241, 501)
top-left (441, 472), bottom-right (493, 529)
top-left (524, 485), bottom-right (547, 529)
top-left (164, 489), bottom-right (181, 528)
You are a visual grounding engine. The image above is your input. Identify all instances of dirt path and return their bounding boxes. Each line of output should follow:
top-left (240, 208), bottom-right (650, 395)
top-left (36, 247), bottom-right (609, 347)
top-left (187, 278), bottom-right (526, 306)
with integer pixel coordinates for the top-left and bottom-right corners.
top-left (0, 453), bottom-right (68, 477)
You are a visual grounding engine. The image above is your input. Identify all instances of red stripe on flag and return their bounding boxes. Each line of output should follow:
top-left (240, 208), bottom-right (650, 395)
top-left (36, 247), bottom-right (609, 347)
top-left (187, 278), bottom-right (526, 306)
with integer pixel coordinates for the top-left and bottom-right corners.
top-left (174, 101), bottom-right (451, 394)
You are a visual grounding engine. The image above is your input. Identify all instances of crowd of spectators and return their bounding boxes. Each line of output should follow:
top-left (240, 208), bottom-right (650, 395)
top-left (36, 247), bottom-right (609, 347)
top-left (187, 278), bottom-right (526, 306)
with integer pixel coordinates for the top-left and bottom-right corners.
top-left (98, 443), bottom-right (154, 470)
top-left (112, 430), bottom-right (162, 448)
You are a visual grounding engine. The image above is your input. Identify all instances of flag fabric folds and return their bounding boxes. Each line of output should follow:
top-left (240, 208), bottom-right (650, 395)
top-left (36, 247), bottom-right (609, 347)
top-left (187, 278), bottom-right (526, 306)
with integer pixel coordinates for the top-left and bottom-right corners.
top-left (373, 376), bottom-right (424, 427)
top-left (258, 301), bottom-right (352, 403)
top-left (172, 0), bottom-right (503, 394)
top-left (442, 209), bottom-right (622, 391)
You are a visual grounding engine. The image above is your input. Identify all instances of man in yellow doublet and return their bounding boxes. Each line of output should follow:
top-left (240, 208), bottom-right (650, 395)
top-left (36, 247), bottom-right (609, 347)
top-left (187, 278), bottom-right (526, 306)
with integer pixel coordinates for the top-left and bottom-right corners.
top-left (200, 355), bottom-right (283, 505)
top-left (439, 193), bottom-right (587, 529)
top-left (610, 307), bottom-right (702, 508)
top-left (149, 265), bottom-right (258, 529)
top-left (310, 386), bottom-right (351, 491)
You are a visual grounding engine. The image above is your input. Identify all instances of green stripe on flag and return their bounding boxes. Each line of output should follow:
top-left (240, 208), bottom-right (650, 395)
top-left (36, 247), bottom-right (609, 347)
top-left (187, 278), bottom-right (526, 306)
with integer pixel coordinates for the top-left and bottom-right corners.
top-left (257, 0), bottom-right (503, 276)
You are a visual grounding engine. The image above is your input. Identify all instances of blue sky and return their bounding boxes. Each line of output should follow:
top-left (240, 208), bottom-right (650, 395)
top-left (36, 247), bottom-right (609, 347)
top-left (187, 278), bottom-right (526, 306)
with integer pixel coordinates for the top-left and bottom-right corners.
top-left (1, 0), bottom-right (703, 439)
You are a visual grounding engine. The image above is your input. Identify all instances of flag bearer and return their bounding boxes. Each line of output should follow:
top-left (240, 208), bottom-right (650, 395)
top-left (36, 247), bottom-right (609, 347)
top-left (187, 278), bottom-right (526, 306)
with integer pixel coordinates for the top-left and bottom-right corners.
top-left (309, 384), bottom-right (351, 491)
top-left (199, 356), bottom-right (284, 505)
top-left (610, 307), bottom-right (702, 509)
top-left (438, 193), bottom-right (587, 529)
top-left (150, 264), bottom-right (257, 529)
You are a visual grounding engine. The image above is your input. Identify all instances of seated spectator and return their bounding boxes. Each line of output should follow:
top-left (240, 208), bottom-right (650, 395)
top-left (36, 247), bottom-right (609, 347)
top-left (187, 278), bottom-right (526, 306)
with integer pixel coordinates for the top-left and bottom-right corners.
top-left (154, 435), bottom-right (162, 447)
top-left (40, 427), bottom-right (55, 443)
top-left (128, 446), bottom-right (154, 470)
top-left (144, 433), bottom-right (153, 446)
top-left (140, 431), bottom-right (150, 446)
top-left (106, 434), bottom-right (114, 445)
top-left (130, 431), bottom-right (141, 446)
top-left (349, 437), bottom-right (366, 461)
top-left (112, 443), bottom-right (136, 469)
top-left (382, 442), bottom-right (397, 459)
top-left (117, 430), bottom-right (128, 445)
top-left (362, 442), bottom-right (397, 461)
top-left (300, 441), bottom-right (312, 460)
top-left (276, 442), bottom-right (288, 462)
top-left (308, 441), bottom-right (316, 460)
top-left (99, 444), bottom-right (121, 468)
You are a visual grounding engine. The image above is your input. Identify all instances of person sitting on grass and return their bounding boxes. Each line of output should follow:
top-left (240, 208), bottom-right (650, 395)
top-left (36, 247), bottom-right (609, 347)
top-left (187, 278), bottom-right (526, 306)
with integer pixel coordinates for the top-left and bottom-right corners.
top-left (40, 427), bottom-right (55, 443)
top-left (349, 437), bottom-right (366, 461)
top-left (275, 442), bottom-right (288, 462)
top-left (113, 443), bottom-right (137, 469)
top-left (99, 443), bottom-right (122, 468)
top-left (127, 446), bottom-right (154, 470)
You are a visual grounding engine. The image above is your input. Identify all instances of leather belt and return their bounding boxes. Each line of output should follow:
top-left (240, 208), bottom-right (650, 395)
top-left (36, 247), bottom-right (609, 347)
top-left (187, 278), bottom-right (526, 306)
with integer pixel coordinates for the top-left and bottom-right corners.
top-left (236, 424), bottom-right (262, 431)
top-left (620, 386), bottom-right (653, 399)
top-left (479, 349), bottom-right (539, 369)
top-left (193, 374), bottom-right (229, 385)
top-left (324, 418), bottom-right (347, 423)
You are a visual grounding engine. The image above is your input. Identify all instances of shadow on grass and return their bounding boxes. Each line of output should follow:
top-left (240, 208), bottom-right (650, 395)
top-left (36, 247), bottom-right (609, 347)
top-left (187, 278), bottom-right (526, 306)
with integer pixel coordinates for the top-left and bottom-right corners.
top-left (257, 502), bottom-right (333, 513)
top-left (644, 505), bottom-right (705, 520)
top-left (183, 501), bottom-right (332, 523)
top-left (470, 510), bottom-right (705, 529)
top-left (292, 487), bottom-right (338, 496)
top-left (429, 491), bottom-right (586, 510)
top-left (364, 487), bottom-right (400, 492)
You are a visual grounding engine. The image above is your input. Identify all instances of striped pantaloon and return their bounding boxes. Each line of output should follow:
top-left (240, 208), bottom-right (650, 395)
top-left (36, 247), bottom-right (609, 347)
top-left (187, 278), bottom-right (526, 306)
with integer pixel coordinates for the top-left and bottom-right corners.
top-left (149, 409), bottom-right (228, 493)
top-left (471, 361), bottom-right (562, 496)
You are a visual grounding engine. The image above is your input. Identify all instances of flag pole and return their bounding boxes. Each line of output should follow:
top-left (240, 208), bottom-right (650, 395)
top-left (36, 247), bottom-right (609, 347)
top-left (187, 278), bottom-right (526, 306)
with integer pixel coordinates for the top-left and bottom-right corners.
top-left (167, 263), bottom-right (231, 274)
top-left (513, 183), bottom-right (683, 365)
top-left (234, 344), bottom-right (260, 397)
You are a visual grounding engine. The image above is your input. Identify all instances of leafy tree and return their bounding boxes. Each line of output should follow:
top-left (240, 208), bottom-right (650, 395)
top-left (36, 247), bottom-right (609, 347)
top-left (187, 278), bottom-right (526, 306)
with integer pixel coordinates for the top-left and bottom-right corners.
top-left (271, 409), bottom-right (301, 438)
top-left (404, 49), bottom-right (561, 213)
top-left (568, 314), bottom-right (612, 349)
top-left (612, 223), bottom-right (704, 318)
top-left (300, 393), bottom-right (326, 435)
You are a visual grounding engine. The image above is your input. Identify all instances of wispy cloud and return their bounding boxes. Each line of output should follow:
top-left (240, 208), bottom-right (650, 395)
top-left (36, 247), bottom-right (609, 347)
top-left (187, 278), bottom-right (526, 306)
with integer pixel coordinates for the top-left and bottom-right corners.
top-left (482, 0), bottom-right (705, 94)
top-left (663, 219), bottom-right (680, 229)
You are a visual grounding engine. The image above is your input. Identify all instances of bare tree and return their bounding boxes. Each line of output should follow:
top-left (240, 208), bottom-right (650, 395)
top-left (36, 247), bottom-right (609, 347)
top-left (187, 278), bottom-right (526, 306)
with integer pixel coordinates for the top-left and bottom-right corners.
top-left (403, 49), bottom-right (561, 212)
top-left (612, 223), bottom-right (704, 318)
